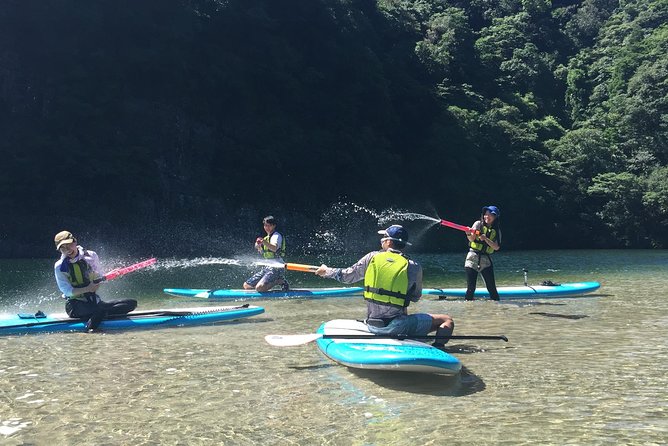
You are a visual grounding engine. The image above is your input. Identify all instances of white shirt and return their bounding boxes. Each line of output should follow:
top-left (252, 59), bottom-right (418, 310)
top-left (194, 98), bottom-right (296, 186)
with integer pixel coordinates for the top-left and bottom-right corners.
top-left (54, 247), bottom-right (103, 297)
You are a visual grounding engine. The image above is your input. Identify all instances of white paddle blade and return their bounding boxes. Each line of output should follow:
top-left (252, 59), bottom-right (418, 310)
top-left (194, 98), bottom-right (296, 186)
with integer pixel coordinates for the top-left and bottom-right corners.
top-left (193, 291), bottom-right (212, 298)
top-left (264, 333), bottom-right (323, 347)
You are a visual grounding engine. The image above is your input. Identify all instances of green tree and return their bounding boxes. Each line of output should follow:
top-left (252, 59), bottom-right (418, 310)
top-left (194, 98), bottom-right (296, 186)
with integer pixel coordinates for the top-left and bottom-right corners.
top-left (475, 12), bottom-right (529, 68)
top-left (587, 172), bottom-right (648, 246)
top-left (414, 7), bottom-right (472, 79)
top-left (642, 165), bottom-right (668, 246)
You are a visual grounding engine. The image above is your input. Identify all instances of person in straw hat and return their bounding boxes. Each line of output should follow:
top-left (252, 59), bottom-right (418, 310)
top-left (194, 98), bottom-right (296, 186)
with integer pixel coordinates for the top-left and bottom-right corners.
top-left (54, 231), bottom-right (137, 332)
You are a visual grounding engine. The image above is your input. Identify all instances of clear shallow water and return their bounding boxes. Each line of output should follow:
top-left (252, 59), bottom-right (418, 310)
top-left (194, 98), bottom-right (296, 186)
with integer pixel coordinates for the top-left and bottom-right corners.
top-left (0, 250), bottom-right (667, 445)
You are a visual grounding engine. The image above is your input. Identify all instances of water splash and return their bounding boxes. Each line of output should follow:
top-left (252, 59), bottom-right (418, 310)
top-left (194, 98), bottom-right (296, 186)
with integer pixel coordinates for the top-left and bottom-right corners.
top-left (153, 256), bottom-right (285, 271)
top-left (307, 202), bottom-right (384, 255)
top-left (307, 202), bottom-right (443, 255)
top-left (252, 260), bottom-right (285, 269)
top-left (378, 209), bottom-right (440, 225)
top-left (155, 257), bottom-right (243, 270)
top-left (320, 201), bottom-right (440, 226)
top-left (321, 201), bottom-right (382, 220)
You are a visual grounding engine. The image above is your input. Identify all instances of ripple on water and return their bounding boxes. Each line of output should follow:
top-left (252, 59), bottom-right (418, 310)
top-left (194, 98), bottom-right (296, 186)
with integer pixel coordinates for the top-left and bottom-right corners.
top-left (0, 419), bottom-right (32, 438)
top-left (0, 252), bottom-right (667, 444)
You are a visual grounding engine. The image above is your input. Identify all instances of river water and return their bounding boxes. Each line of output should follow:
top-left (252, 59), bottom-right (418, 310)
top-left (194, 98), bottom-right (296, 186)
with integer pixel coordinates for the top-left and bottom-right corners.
top-left (0, 250), bottom-right (666, 445)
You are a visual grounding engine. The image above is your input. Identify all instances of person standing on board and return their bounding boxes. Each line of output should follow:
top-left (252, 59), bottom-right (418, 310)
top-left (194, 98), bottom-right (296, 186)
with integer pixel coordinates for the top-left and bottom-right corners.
top-left (464, 205), bottom-right (502, 301)
top-left (243, 216), bottom-right (290, 292)
top-left (315, 225), bottom-right (455, 348)
top-left (53, 231), bottom-right (137, 332)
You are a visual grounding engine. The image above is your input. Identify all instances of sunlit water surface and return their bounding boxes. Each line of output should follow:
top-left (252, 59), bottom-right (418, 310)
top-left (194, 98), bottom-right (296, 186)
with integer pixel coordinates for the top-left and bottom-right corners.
top-left (0, 250), bottom-right (666, 445)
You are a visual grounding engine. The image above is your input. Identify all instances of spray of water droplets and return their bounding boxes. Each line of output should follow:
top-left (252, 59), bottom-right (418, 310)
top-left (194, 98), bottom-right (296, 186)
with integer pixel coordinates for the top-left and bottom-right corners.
top-left (305, 202), bottom-right (442, 255)
top-left (378, 209), bottom-right (441, 225)
top-left (155, 257), bottom-right (243, 270)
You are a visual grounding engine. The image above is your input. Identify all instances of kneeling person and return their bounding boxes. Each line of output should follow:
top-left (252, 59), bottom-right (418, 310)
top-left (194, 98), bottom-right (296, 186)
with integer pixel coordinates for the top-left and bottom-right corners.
top-left (315, 225), bottom-right (454, 348)
top-left (243, 216), bottom-right (289, 292)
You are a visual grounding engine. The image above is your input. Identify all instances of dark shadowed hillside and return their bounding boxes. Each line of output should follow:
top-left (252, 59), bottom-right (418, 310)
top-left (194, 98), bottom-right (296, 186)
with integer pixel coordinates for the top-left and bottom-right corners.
top-left (1, 0), bottom-right (666, 257)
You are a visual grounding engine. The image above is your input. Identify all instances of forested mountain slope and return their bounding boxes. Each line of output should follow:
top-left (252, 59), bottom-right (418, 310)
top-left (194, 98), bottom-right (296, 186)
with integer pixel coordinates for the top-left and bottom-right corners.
top-left (1, 0), bottom-right (665, 256)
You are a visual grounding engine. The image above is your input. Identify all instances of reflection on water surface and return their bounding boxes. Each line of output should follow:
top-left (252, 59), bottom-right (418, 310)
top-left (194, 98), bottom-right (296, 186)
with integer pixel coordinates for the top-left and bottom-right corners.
top-left (1, 250), bottom-right (667, 444)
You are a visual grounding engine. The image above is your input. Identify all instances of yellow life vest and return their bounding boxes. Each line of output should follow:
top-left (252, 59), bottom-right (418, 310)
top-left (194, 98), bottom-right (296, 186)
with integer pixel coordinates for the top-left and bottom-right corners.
top-left (63, 257), bottom-right (98, 300)
top-left (261, 232), bottom-right (286, 259)
top-left (469, 226), bottom-right (497, 254)
top-left (69, 261), bottom-right (89, 287)
top-left (59, 251), bottom-right (101, 300)
top-left (363, 251), bottom-right (410, 307)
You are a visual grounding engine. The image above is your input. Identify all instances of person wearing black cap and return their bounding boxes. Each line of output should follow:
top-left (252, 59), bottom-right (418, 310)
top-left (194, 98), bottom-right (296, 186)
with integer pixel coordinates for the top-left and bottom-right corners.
top-left (315, 225), bottom-right (455, 348)
top-left (464, 206), bottom-right (502, 301)
top-left (53, 230), bottom-right (137, 332)
top-left (243, 216), bottom-right (290, 292)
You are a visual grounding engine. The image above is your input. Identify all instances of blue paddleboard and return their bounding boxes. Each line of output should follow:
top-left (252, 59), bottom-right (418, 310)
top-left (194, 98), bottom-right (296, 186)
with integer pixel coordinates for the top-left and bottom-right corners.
top-left (315, 320), bottom-right (461, 375)
top-left (423, 281), bottom-right (601, 299)
top-left (0, 305), bottom-right (264, 336)
top-left (163, 287), bottom-right (364, 299)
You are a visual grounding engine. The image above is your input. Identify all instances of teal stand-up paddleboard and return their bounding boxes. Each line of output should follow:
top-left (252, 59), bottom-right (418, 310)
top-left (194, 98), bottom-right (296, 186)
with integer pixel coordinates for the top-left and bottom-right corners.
top-left (423, 281), bottom-right (600, 300)
top-left (164, 287), bottom-right (364, 299)
top-left (0, 305), bottom-right (264, 336)
top-left (315, 320), bottom-right (461, 375)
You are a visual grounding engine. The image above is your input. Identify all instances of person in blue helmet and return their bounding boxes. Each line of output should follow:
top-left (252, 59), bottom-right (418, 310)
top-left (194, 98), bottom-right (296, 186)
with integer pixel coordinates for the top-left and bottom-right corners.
top-left (315, 225), bottom-right (455, 348)
top-left (464, 206), bottom-right (502, 301)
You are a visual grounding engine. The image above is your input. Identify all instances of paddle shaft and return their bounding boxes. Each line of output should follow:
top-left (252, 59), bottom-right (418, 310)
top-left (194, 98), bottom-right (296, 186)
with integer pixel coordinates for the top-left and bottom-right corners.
top-left (265, 332), bottom-right (509, 346)
top-left (322, 334), bottom-right (508, 342)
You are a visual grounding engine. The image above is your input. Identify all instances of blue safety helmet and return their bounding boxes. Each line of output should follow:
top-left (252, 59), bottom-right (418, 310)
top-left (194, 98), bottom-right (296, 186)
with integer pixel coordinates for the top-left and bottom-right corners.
top-left (377, 225), bottom-right (412, 246)
top-left (482, 205), bottom-right (500, 217)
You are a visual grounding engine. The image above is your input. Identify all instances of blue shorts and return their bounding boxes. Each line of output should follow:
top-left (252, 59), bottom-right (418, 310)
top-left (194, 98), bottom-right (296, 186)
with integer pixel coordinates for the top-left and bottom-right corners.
top-left (367, 313), bottom-right (433, 336)
top-left (244, 267), bottom-right (285, 287)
